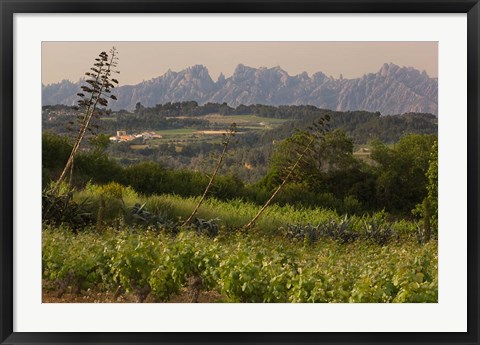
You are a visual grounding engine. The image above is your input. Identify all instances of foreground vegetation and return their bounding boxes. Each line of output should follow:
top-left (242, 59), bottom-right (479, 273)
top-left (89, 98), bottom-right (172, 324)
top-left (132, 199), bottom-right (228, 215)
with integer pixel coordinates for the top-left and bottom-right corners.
top-left (42, 51), bottom-right (438, 304)
top-left (42, 182), bottom-right (437, 303)
top-left (43, 227), bottom-right (437, 303)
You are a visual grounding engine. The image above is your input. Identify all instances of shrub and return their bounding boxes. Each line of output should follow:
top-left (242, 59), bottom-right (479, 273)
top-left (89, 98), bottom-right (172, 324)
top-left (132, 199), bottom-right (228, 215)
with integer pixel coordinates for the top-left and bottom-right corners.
top-left (109, 232), bottom-right (161, 302)
top-left (42, 226), bottom-right (111, 295)
top-left (342, 195), bottom-right (363, 215)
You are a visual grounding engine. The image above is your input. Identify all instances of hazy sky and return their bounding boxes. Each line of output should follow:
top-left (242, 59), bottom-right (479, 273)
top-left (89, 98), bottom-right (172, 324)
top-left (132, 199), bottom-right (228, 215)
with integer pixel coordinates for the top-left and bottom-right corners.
top-left (42, 42), bottom-right (438, 86)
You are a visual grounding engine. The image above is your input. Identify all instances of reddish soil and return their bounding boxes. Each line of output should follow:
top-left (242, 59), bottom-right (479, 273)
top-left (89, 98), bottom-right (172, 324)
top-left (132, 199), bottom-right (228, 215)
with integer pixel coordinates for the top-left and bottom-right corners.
top-left (42, 287), bottom-right (225, 303)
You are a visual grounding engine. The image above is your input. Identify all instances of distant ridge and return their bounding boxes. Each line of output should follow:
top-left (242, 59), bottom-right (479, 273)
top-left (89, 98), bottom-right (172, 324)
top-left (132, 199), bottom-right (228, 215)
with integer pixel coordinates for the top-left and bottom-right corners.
top-left (42, 63), bottom-right (438, 115)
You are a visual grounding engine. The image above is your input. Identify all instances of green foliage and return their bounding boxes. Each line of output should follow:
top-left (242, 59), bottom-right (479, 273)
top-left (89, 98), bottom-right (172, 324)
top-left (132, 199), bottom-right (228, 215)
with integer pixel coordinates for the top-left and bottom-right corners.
top-left (42, 129), bottom-right (436, 217)
top-left (371, 134), bottom-right (437, 213)
top-left (44, 104), bottom-right (437, 145)
top-left (71, 184), bottom-right (423, 239)
top-left (342, 195), bottom-right (363, 214)
top-left (362, 217), bottom-right (396, 246)
top-left (89, 134), bottom-right (111, 154)
top-left (426, 140), bottom-right (438, 230)
top-left (210, 174), bottom-right (244, 200)
top-left (42, 132), bottom-right (123, 186)
top-left (283, 212), bottom-right (399, 246)
top-left (42, 132), bottom-right (72, 171)
top-left (321, 215), bottom-right (359, 244)
top-left (122, 161), bottom-right (208, 197)
top-left (190, 218), bottom-right (220, 237)
top-left (318, 129), bottom-right (357, 172)
top-left (109, 231), bottom-right (160, 301)
top-left (391, 245), bottom-right (438, 302)
top-left (412, 139), bottom-right (438, 240)
top-left (150, 232), bottom-right (221, 301)
top-left (87, 182), bottom-right (128, 228)
top-left (283, 215), bottom-right (358, 244)
top-left (43, 226), bottom-right (437, 303)
top-left (270, 129), bottom-right (356, 187)
top-left (273, 183), bottom-right (317, 207)
top-left (284, 223), bottom-right (322, 244)
top-left (130, 202), bottom-right (179, 234)
top-left (42, 183), bottom-right (94, 230)
top-left (42, 225), bottom-right (112, 294)
top-left (75, 152), bottom-right (124, 185)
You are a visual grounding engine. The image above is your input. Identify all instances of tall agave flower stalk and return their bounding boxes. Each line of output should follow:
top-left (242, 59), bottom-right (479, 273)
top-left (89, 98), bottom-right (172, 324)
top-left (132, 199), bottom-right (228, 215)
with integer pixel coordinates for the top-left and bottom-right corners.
top-left (53, 47), bottom-right (119, 192)
top-left (244, 115), bottom-right (330, 230)
top-left (182, 123), bottom-right (237, 227)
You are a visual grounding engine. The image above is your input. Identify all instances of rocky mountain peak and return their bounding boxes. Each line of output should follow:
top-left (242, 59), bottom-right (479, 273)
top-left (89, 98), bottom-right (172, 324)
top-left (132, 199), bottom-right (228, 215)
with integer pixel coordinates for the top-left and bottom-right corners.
top-left (379, 62), bottom-right (398, 77)
top-left (185, 64), bottom-right (209, 77)
top-left (42, 63), bottom-right (438, 115)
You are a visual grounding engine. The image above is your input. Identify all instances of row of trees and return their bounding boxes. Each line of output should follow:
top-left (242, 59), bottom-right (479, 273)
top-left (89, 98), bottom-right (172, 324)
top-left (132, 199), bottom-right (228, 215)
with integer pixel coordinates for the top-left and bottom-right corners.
top-left (43, 128), bottom-right (437, 219)
top-left (43, 103), bottom-right (437, 144)
top-left (258, 129), bottom-right (437, 215)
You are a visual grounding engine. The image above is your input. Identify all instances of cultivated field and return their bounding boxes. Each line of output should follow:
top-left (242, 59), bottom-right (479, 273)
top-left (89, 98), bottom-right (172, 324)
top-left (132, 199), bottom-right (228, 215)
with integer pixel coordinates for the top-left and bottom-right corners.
top-left (42, 183), bottom-right (438, 303)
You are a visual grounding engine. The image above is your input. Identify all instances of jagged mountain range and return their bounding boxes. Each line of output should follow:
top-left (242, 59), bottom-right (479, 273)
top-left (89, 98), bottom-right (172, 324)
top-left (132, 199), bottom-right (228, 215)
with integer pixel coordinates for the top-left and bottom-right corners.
top-left (42, 63), bottom-right (438, 115)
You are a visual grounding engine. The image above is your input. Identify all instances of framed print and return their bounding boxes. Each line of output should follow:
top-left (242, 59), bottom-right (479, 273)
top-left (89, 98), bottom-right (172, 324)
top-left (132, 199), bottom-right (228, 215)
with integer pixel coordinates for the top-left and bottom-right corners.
top-left (1, 0), bottom-right (479, 344)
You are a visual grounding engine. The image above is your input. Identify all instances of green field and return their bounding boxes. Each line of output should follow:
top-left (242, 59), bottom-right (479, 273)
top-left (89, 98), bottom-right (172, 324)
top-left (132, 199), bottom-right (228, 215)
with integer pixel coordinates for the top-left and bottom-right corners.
top-left (199, 114), bottom-right (288, 125)
top-left (153, 128), bottom-right (197, 137)
top-left (43, 226), bottom-right (437, 303)
top-left (125, 115), bottom-right (288, 146)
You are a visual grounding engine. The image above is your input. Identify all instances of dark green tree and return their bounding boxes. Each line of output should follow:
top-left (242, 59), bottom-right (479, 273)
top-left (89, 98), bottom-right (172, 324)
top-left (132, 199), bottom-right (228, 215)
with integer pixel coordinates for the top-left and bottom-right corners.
top-left (244, 116), bottom-right (330, 230)
top-left (371, 134), bottom-right (437, 213)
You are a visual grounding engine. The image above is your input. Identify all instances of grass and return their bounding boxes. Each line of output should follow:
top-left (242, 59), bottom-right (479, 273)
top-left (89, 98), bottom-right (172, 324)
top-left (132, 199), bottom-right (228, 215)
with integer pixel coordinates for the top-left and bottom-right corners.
top-left (102, 117), bottom-right (117, 122)
top-left (105, 115), bottom-right (287, 148)
top-left (153, 128), bottom-right (197, 137)
top-left (199, 114), bottom-right (288, 125)
top-left (141, 115), bottom-right (288, 145)
top-left (74, 187), bottom-right (340, 233)
top-left (73, 182), bottom-right (421, 237)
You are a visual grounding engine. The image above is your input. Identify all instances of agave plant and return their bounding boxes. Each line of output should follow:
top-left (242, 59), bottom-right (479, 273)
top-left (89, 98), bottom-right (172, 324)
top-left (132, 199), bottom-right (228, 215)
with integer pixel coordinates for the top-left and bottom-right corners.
top-left (42, 187), bottom-right (94, 231)
top-left (362, 218), bottom-right (397, 245)
top-left (318, 215), bottom-right (358, 243)
top-left (190, 218), bottom-right (220, 237)
top-left (284, 223), bottom-right (321, 244)
top-left (130, 203), bottom-right (179, 234)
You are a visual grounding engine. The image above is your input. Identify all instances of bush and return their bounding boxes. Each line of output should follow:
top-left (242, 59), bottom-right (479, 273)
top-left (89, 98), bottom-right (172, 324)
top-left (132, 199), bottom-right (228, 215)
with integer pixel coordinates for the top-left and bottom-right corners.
top-left (211, 174), bottom-right (245, 200)
top-left (316, 193), bottom-right (342, 211)
top-left (42, 132), bottom-right (72, 171)
top-left (42, 226), bottom-right (111, 295)
top-left (123, 162), bottom-right (169, 196)
top-left (275, 183), bottom-right (317, 207)
top-left (342, 195), bottom-right (363, 215)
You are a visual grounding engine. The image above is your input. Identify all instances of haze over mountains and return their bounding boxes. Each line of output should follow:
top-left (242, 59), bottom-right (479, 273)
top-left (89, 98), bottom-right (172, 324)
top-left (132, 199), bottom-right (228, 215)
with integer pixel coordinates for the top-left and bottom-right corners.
top-left (42, 63), bottom-right (438, 115)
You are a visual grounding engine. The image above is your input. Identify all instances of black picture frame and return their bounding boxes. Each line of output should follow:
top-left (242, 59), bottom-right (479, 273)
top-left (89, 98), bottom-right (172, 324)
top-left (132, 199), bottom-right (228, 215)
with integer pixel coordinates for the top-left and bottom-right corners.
top-left (1, 1), bottom-right (479, 344)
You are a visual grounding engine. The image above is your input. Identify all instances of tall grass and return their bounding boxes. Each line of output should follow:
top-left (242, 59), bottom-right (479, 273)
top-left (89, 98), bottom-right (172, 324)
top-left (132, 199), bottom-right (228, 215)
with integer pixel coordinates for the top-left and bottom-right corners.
top-left (71, 182), bottom-right (421, 237)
